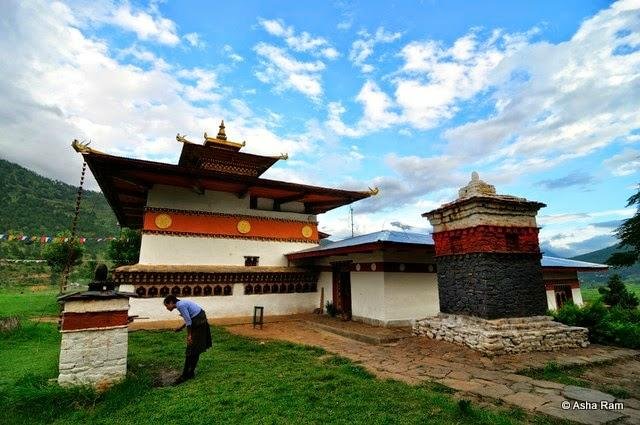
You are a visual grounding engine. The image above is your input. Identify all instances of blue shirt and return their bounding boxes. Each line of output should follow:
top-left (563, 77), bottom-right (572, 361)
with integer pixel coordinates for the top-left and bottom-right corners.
top-left (176, 299), bottom-right (203, 327)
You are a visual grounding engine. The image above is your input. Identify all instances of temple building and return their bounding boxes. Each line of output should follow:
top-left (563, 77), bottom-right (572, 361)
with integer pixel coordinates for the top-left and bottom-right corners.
top-left (73, 123), bottom-right (606, 328)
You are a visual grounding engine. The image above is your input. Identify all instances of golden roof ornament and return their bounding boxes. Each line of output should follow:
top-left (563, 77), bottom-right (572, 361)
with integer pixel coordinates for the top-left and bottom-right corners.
top-left (203, 120), bottom-right (246, 149)
top-left (217, 120), bottom-right (227, 140)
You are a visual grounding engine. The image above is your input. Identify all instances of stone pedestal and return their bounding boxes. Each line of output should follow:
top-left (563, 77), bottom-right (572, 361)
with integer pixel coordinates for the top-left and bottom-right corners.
top-left (58, 291), bottom-right (131, 389)
top-left (413, 314), bottom-right (589, 355)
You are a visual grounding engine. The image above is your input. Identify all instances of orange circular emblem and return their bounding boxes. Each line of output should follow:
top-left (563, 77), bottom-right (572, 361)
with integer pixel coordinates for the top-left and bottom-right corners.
top-left (154, 214), bottom-right (172, 229)
top-left (301, 225), bottom-right (313, 238)
top-left (237, 220), bottom-right (251, 234)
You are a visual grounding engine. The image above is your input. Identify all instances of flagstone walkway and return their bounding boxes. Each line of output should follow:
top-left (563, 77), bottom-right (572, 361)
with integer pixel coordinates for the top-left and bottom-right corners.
top-left (226, 319), bottom-right (640, 425)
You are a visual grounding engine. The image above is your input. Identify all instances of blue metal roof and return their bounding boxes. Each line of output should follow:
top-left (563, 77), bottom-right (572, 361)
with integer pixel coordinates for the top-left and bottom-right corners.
top-left (291, 230), bottom-right (434, 255)
top-left (290, 230), bottom-right (607, 270)
top-left (540, 256), bottom-right (607, 269)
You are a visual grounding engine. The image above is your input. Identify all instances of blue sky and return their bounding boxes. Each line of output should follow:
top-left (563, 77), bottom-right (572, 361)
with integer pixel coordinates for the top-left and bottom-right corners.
top-left (0, 0), bottom-right (639, 256)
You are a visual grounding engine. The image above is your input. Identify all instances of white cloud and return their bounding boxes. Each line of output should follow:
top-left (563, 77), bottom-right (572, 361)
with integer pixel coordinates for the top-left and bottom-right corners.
top-left (604, 148), bottom-right (640, 176)
top-left (328, 80), bottom-right (399, 136)
top-left (223, 44), bottom-right (244, 62)
top-left (111, 2), bottom-right (180, 45)
top-left (334, 0), bottom-right (640, 188)
top-left (337, 20), bottom-right (352, 31)
top-left (184, 32), bottom-right (204, 48)
top-left (349, 27), bottom-right (402, 73)
top-left (443, 1), bottom-right (640, 178)
top-left (0, 0), bottom-right (314, 189)
top-left (258, 18), bottom-right (339, 60)
top-left (254, 43), bottom-right (325, 99)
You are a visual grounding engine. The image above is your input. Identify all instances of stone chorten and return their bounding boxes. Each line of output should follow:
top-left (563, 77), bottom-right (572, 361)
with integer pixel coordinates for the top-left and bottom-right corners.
top-left (58, 266), bottom-right (133, 389)
top-left (423, 172), bottom-right (548, 319)
top-left (415, 173), bottom-right (588, 355)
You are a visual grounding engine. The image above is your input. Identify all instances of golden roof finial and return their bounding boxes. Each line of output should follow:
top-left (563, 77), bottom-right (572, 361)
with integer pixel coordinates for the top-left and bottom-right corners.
top-left (217, 120), bottom-right (227, 140)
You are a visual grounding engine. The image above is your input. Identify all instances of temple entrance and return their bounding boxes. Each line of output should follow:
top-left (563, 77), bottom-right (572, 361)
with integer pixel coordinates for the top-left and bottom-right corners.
top-left (332, 262), bottom-right (352, 320)
top-left (554, 284), bottom-right (574, 308)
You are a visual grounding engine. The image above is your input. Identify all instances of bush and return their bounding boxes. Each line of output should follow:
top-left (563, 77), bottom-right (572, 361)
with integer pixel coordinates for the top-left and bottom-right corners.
top-left (107, 228), bottom-right (141, 267)
top-left (552, 300), bottom-right (640, 349)
top-left (598, 274), bottom-right (639, 309)
top-left (325, 301), bottom-right (338, 317)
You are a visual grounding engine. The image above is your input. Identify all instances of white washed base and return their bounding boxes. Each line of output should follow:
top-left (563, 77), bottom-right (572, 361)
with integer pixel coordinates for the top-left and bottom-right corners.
top-left (58, 327), bottom-right (128, 388)
top-left (413, 314), bottom-right (589, 355)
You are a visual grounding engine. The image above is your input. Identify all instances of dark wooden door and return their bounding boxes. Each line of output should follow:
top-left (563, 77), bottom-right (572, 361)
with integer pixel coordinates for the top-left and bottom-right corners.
top-left (332, 262), bottom-right (352, 320)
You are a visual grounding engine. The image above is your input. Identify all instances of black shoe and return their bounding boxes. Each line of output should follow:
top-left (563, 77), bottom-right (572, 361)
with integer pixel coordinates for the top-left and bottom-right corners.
top-left (174, 375), bottom-right (188, 385)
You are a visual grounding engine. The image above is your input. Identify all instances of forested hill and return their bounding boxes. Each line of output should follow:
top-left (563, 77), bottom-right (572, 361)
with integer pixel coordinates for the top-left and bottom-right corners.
top-left (0, 158), bottom-right (118, 237)
top-left (572, 245), bottom-right (640, 283)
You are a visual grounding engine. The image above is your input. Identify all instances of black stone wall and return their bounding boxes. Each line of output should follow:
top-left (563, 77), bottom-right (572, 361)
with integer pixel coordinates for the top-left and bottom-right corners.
top-left (435, 252), bottom-right (547, 319)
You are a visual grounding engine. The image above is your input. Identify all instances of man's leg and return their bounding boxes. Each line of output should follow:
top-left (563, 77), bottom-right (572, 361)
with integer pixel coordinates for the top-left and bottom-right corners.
top-left (186, 352), bottom-right (200, 378)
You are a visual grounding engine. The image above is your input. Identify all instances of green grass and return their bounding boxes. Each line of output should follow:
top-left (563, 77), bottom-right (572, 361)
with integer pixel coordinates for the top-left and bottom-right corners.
top-left (0, 288), bottom-right (59, 318)
top-left (521, 362), bottom-right (630, 400)
top-left (0, 294), bottom-right (566, 425)
top-left (581, 282), bottom-right (640, 305)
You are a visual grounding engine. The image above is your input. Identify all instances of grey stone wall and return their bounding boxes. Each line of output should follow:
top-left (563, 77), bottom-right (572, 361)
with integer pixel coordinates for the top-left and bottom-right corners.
top-left (413, 314), bottom-right (589, 355)
top-left (436, 252), bottom-right (548, 319)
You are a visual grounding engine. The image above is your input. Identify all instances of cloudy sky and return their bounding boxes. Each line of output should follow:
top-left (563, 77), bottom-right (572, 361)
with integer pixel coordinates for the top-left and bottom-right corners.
top-left (1, 0), bottom-right (639, 257)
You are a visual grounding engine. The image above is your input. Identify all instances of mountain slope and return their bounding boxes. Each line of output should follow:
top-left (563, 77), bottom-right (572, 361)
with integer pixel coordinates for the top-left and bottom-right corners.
top-left (0, 158), bottom-right (118, 237)
top-left (572, 244), bottom-right (639, 284)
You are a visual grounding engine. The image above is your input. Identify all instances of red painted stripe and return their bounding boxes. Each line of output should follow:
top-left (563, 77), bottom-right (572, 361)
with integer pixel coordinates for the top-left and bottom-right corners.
top-left (61, 310), bottom-right (129, 331)
top-left (432, 225), bottom-right (540, 256)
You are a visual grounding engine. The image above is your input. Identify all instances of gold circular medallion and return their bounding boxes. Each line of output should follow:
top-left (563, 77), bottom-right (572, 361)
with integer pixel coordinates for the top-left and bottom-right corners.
top-left (154, 214), bottom-right (172, 229)
top-left (301, 225), bottom-right (313, 238)
top-left (237, 220), bottom-right (251, 234)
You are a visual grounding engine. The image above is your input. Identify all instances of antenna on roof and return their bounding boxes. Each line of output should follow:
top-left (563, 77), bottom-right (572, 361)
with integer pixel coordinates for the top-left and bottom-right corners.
top-left (350, 205), bottom-right (354, 237)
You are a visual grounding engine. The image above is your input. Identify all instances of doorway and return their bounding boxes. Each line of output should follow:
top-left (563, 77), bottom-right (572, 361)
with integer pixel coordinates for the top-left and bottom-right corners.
top-left (332, 262), bottom-right (352, 320)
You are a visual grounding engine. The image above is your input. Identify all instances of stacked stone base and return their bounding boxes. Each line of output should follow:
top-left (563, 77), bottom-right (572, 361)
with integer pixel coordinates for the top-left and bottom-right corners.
top-left (413, 314), bottom-right (589, 355)
top-left (58, 327), bottom-right (128, 388)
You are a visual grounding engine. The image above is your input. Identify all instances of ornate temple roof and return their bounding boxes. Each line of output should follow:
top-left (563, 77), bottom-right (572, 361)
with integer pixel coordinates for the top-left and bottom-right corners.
top-left (72, 122), bottom-right (376, 227)
top-left (176, 121), bottom-right (287, 177)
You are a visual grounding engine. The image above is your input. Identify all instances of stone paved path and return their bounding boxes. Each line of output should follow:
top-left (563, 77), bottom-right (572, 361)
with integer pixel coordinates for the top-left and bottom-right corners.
top-left (226, 320), bottom-right (640, 425)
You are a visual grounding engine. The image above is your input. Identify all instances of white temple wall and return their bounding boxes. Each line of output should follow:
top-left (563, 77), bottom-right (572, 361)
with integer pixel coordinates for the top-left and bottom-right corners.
top-left (350, 272), bottom-right (385, 323)
top-left (546, 290), bottom-right (558, 311)
top-left (571, 287), bottom-right (584, 306)
top-left (318, 271), bottom-right (333, 306)
top-left (146, 185), bottom-right (315, 221)
top-left (128, 283), bottom-right (319, 323)
top-left (139, 234), bottom-right (313, 266)
top-left (383, 273), bottom-right (439, 325)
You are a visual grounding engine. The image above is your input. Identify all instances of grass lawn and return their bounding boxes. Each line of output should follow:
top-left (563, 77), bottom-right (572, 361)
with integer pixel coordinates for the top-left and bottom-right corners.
top-left (581, 282), bottom-right (640, 305)
top-left (0, 291), bottom-right (564, 425)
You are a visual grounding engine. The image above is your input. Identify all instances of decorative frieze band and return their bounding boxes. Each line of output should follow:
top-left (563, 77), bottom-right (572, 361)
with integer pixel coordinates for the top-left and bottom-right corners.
top-left (319, 262), bottom-right (437, 273)
top-left (145, 207), bottom-right (317, 224)
top-left (143, 209), bottom-right (319, 242)
top-left (115, 269), bottom-right (319, 298)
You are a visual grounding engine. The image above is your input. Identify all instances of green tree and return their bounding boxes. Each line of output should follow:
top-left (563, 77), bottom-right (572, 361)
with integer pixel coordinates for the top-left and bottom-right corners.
top-left (598, 274), bottom-right (639, 309)
top-left (107, 228), bottom-right (141, 267)
top-left (607, 184), bottom-right (640, 266)
top-left (42, 232), bottom-right (84, 284)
